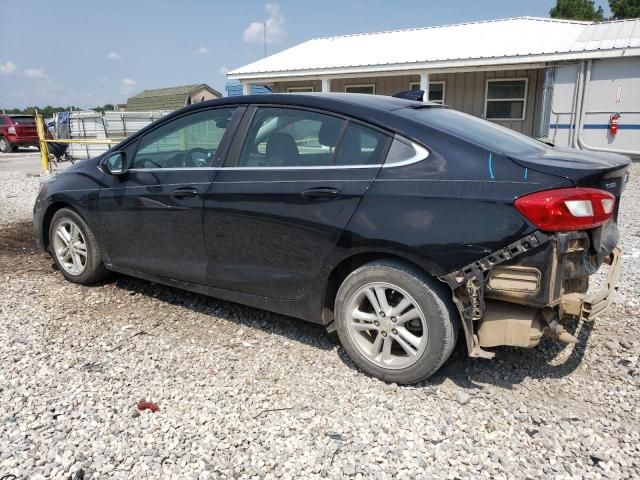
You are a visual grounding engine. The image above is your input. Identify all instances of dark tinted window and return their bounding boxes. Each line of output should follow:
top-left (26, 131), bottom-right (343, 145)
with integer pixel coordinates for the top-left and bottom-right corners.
top-left (410, 82), bottom-right (445, 104)
top-left (335, 123), bottom-right (388, 165)
top-left (485, 79), bottom-right (527, 120)
top-left (399, 107), bottom-right (548, 156)
top-left (345, 85), bottom-right (375, 94)
top-left (9, 115), bottom-right (36, 125)
top-left (238, 107), bottom-right (345, 167)
top-left (132, 108), bottom-right (236, 169)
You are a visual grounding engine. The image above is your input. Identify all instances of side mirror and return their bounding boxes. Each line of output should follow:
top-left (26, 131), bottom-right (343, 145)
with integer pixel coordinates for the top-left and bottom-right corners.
top-left (102, 151), bottom-right (127, 175)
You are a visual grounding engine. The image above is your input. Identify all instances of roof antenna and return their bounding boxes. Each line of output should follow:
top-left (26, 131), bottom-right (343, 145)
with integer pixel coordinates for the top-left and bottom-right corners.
top-left (263, 21), bottom-right (267, 57)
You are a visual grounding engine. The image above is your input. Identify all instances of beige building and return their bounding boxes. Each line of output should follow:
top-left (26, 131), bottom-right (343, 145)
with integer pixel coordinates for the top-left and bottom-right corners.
top-left (126, 84), bottom-right (222, 112)
top-left (228, 17), bottom-right (640, 141)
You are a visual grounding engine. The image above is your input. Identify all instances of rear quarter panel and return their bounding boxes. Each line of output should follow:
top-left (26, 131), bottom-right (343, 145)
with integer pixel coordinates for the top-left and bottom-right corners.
top-left (337, 130), bottom-right (572, 276)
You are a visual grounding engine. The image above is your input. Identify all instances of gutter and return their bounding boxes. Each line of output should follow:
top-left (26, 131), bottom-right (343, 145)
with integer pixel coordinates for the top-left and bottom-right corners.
top-left (227, 48), bottom-right (640, 81)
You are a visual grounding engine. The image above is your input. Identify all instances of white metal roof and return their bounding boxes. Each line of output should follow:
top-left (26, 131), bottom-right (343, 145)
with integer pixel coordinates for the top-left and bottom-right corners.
top-left (228, 17), bottom-right (640, 80)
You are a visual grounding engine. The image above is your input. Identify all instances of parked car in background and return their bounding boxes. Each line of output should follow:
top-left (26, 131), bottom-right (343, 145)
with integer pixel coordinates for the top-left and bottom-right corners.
top-left (0, 114), bottom-right (39, 153)
top-left (33, 94), bottom-right (629, 384)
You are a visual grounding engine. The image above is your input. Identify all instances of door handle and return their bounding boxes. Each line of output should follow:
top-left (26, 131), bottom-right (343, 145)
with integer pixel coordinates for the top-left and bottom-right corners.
top-left (301, 187), bottom-right (342, 200)
top-left (170, 187), bottom-right (199, 199)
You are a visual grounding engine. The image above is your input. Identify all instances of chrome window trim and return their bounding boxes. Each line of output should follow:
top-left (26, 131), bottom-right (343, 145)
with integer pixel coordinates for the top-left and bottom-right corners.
top-left (381, 136), bottom-right (430, 169)
top-left (125, 137), bottom-right (428, 172)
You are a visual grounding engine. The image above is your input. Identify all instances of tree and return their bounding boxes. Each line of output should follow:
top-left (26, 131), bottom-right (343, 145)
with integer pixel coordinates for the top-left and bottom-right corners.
top-left (0, 106), bottom-right (82, 117)
top-left (91, 104), bottom-right (117, 113)
top-left (550, 0), bottom-right (605, 20)
top-left (609, 0), bottom-right (640, 18)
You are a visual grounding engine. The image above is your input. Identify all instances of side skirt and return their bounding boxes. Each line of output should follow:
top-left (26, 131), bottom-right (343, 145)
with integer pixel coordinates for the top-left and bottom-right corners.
top-left (105, 264), bottom-right (322, 324)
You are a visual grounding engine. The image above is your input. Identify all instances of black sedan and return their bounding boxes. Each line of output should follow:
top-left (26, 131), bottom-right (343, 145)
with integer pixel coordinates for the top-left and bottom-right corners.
top-left (34, 94), bottom-right (629, 384)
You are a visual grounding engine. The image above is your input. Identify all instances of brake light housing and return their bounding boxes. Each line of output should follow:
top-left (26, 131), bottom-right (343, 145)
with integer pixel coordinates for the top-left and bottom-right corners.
top-left (514, 187), bottom-right (615, 232)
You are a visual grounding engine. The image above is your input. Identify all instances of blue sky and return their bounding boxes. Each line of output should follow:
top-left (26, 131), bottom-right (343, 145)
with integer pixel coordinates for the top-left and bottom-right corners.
top-left (0, 0), bottom-right (612, 109)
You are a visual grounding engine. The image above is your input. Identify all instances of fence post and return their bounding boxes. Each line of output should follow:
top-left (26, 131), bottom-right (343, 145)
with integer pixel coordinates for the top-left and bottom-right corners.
top-left (35, 113), bottom-right (49, 172)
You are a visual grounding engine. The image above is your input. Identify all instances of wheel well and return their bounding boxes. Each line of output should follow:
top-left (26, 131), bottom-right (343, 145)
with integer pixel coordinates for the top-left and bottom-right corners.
top-left (321, 253), bottom-right (436, 324)
top-left (41, 202), bottom-right (74, 250)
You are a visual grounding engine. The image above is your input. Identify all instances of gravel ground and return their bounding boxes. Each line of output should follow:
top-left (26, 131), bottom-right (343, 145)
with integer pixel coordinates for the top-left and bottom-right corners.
top-left (0, 157), bottom-right (639, 479)
top-left (0, 173), bottom-right (42, 227)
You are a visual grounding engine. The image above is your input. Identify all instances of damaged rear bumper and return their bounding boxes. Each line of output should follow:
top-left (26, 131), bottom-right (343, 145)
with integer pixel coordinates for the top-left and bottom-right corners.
top-left (439, 226), bottom-right (621, 358)
top-left (561, 247), bottom-right (621, 321)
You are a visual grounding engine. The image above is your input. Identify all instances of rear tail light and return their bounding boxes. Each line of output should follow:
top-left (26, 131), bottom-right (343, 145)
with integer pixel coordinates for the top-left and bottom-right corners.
top-left (8, 126), bottom-right (16, 135)
top-left (514, 187), bottom-right (615, 231)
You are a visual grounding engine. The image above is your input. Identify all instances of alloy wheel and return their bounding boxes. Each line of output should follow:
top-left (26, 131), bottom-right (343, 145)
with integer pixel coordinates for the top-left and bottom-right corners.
top-left (345, 282), bottom-right (428, 370)
top-left (0, 138), bottom-right (8, 153)
top-left (52, 219), bottom-right (88, 275)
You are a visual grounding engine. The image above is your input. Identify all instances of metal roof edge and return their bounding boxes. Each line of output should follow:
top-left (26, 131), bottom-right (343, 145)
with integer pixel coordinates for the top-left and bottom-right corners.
top-left (307, 16), bottom-right (593, 41)
top-left (228, 48), bottom-right (640, 81)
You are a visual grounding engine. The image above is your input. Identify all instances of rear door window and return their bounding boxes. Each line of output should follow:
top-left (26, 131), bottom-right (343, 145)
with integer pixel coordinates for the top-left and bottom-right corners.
top-left (334, 123), bottom-right (389, 166)
top-left (237, 107), bottom-right (390, 168)
top-left (9, 116), bottom-right (36, 125)
top-left (238, 107), bottom-right (345, 167)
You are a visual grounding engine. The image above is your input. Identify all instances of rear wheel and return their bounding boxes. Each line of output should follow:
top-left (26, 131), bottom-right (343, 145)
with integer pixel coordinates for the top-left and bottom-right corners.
top-left (335, 260), bottom-right (457, 384)
top-left (49, 208), bottom-right (108, 284)
top-left (0, 136), bottom-right (14, 153)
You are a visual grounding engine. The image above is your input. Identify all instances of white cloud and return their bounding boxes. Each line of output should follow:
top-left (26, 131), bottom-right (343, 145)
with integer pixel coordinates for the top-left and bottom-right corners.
top-left (218, 66), bottom-right (229, 76)
top-left (121, 78), bottom-right (137, 95)
top-left (243, 3), bottom-right (286, 45)
top-left (0, 61), bottom-right (16, 75)
top-left (193, 46), bottom-right (209, 55)
top-left (24, 68), bottom-right (48, 79)
top-left (107, 52), bottom-right (122, 60)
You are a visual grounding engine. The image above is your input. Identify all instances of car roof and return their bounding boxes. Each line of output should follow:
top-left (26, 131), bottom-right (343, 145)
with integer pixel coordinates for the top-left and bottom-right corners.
top-left (117, 93), bottom-right (446, 152)
top-left (188, 92), bottom-right (428, 114)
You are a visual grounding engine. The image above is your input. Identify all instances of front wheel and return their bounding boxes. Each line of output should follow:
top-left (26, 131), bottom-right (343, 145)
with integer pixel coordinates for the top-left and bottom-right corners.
top-left (335, 260), bottom-right (458, 385)
top-left (49, 208), bottom-right (108, 284)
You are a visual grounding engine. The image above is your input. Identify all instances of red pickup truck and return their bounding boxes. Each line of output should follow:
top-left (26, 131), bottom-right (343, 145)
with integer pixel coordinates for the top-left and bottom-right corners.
top-left (0, 114), bottom-right (39, 153)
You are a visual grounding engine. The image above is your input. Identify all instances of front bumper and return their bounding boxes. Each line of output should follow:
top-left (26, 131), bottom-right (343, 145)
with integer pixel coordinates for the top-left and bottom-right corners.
top-left (560, 247), bottom-right (621, 321)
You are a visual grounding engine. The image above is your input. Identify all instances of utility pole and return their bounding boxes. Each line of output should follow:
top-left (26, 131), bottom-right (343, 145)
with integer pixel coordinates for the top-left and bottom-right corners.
top-left (263, 21), bottom-right (267, 58)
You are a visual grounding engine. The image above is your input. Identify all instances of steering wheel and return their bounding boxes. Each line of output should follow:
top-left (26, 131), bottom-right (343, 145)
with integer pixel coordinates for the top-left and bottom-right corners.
top-left (186, 148), bottom-right (213, 167)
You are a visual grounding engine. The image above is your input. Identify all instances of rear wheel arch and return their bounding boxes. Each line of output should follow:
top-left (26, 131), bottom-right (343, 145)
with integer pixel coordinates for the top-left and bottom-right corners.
top-left (322, 252), bottom-right (454, 324)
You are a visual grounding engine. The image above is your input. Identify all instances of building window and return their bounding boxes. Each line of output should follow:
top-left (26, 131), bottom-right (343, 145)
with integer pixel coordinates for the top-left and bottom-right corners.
top-left (485, 78), bottom-right (527, 120)
top-left (345, 84), bottom-right (375, 94)
top-left (287, 87), bottom-right (314, 93)
top-left (410, 81), bottom-right (445, 104)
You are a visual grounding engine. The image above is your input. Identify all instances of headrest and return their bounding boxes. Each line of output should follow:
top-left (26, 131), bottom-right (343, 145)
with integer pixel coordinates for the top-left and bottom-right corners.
top-left (318, 121), bottom-right (341, 147)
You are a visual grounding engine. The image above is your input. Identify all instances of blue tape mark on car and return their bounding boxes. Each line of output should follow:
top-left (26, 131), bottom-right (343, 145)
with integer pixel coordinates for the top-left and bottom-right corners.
top-left (524, 168), bottom-right (528, 180)
top-left (488, 152), bottom-right (495, 180)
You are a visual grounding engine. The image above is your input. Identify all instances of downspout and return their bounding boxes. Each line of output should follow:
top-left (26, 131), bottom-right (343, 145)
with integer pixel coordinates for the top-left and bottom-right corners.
top-left (577, 60), bottom-right (640, 156)
top-left (567, 63), bottom-right (581, 147)
top-left (571, 61), bottom-right (586, 148)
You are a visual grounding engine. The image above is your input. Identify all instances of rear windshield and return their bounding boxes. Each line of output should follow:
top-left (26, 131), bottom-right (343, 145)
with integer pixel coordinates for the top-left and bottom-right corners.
top-left (398, 107), bottom-right (549, 156)
top-left (9, 116), bottom-right (36, 125)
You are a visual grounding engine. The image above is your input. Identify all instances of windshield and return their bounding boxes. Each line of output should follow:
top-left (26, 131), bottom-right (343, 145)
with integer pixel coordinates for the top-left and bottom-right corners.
top-left (9, 116), bottom-right (36, 125)
top-left (398, 107), bottom-right (549, 156)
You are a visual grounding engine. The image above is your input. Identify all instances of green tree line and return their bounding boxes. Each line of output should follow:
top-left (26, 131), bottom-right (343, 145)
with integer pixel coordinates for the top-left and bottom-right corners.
top-left (550, 0), bottom-right (640, 21)
top-left (2, 104), bottom-right (118, 117)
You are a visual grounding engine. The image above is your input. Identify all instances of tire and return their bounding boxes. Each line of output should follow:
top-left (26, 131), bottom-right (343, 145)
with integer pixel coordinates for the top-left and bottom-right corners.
top-left (49, 208), bottom-right (108, 284)
top-left (0, 136), bottom-right (14, 153)
top-left (335, 260), bottom-right (458, 385)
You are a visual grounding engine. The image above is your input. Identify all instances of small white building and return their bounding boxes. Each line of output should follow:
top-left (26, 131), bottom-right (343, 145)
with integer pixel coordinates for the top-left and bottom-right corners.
top-left (228, 17), bottom-right (640, 156)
